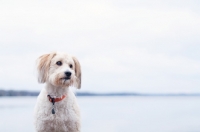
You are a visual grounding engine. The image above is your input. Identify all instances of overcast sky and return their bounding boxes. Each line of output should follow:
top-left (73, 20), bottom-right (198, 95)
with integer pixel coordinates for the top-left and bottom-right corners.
top-left (0, 0), bottom-right (200, 93)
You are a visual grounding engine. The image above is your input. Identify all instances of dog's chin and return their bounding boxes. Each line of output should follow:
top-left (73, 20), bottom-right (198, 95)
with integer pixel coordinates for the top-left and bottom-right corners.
top-left (50, 77), bottom-right (72, 87)
top-left (60, 77), bottom-right (72, 86)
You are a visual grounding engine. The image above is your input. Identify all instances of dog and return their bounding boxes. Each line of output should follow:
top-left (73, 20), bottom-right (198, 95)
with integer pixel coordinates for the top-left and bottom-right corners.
top-left (34, 52), bottom-right (81, 132)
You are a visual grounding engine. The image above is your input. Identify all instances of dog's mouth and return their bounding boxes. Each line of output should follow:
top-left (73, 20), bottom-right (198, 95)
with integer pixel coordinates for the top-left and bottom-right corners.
top-left (61, 77), bottom-right (71, 80)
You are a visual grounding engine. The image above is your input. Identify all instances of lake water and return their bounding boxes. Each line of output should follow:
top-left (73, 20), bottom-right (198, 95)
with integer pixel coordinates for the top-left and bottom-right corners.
top-left (0, 96), bottom-right (199, 132)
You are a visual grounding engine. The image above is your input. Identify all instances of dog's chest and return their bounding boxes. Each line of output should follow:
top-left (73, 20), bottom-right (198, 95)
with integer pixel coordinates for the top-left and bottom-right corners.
top-left (43, 101), bottom-right (79, 131)
top-left (35, 90), bottom-right (80, 132)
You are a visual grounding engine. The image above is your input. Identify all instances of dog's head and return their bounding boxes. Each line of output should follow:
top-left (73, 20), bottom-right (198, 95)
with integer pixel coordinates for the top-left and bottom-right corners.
top-left (37, 52), bottom-right (81, 89)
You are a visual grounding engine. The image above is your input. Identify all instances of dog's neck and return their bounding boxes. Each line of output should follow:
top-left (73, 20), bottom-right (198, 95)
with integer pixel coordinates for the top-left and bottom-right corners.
top-left (45, 83), bottom-right (69, 98)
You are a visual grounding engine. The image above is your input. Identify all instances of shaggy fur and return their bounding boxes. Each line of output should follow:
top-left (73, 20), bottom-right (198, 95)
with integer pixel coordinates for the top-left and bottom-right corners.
top-left (34, 52), bottom-right (81, 132)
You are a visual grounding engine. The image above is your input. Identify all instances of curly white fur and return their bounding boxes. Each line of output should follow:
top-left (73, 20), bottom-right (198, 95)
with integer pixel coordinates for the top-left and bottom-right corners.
top-left (34, 52), bottom-right (81, 132)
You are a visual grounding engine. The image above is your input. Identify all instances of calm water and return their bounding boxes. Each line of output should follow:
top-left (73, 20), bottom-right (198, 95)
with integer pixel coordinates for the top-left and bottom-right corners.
top-left (0, 96), bottom-right (199, 132)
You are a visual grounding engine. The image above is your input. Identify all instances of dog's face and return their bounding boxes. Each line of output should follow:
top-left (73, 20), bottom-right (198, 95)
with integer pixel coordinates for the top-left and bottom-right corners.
top-left (37, 52), bottom-right (81, 88)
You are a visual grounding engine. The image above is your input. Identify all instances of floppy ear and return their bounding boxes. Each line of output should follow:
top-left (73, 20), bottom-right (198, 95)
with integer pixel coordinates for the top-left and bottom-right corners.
top-left (72, 56), bottom-right (81, 89)
top-left (37, 53), bottom-right (56, 83)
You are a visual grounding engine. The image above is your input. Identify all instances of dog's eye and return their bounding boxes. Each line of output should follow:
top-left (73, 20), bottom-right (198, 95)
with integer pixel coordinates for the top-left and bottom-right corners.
top-left (69, 64), bottom-right (73, 68)
top-left (56, 61), bottom-right (62, 66)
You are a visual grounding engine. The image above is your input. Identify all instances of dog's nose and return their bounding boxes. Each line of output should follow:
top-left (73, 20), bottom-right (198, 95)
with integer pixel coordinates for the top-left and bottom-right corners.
top-left (65, 71), bottom-right (71, 77)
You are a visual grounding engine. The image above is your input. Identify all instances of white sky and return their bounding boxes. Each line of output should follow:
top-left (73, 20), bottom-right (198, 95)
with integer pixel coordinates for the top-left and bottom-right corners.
top-left (0, 0), bottom-right (200, 93)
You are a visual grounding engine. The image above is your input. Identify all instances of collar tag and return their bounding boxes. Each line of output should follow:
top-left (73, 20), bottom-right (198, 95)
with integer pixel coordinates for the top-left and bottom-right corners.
top-left (47, 95), bottom-right (66, 114)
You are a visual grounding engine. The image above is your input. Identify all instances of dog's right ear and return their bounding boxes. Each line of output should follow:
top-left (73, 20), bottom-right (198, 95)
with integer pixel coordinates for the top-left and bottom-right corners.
top-left (72, 56), bottom-right (81, 89)
top-left (37, 52), bottom-right (56, 83)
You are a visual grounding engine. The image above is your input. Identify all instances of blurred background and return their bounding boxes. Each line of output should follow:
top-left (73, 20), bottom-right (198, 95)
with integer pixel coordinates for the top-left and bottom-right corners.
top-left (0, 0), bottom-right (200, 131)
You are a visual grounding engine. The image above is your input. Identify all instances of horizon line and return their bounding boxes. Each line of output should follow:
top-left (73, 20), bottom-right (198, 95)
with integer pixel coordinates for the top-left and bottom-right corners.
top-left (0, 89), bottom-right (200, 96)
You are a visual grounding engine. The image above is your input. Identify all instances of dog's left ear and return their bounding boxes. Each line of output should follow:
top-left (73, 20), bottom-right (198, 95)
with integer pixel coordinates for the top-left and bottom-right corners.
top-left (72, 56), bottom-right (81, 89)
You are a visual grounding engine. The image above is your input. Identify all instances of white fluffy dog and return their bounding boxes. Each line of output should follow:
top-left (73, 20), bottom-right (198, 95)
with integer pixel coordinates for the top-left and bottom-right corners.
top-left (34, 52), bottom-right (81, 132)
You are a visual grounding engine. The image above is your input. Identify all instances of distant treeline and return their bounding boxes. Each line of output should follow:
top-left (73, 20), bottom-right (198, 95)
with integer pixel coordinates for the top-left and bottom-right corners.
top-left (0, 90), bottom-right (200, 97)
top-left (0, 90), bottom-right (39, 96)
top-left (76, 92), bottom-right (200, 96)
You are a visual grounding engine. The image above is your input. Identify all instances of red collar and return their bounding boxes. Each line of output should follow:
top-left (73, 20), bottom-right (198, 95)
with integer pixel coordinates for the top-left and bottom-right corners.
top-left (47, 95), bottom-right (66, 103)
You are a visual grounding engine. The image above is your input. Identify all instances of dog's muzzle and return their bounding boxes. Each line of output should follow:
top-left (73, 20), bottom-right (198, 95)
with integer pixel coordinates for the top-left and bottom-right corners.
top-left (63, 71), bottom-right (71, 80)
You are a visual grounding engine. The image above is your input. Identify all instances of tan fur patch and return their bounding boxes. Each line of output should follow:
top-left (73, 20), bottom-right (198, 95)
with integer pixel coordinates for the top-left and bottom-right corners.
top-left (72, 56), bottom-right (81, 89)
top-left (37, 52), bottom-right (56, 83)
